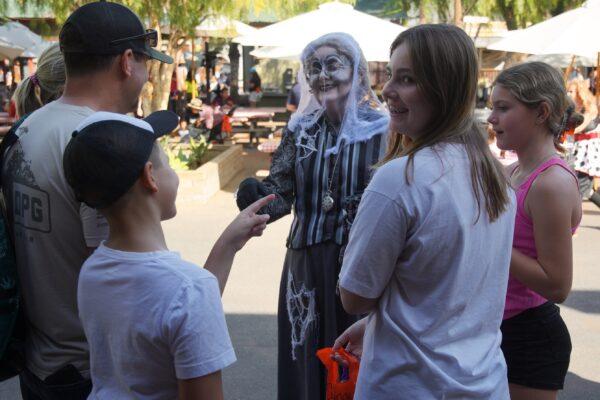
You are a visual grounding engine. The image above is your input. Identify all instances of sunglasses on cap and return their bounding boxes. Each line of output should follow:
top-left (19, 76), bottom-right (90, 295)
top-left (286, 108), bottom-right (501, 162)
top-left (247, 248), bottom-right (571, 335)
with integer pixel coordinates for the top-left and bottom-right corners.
top-left (110, 29), bottom-right (158, 48)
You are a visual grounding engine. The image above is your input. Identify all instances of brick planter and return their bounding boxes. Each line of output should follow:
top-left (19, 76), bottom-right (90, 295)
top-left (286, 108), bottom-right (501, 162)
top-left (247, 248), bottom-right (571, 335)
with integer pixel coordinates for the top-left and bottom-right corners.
top-left (176, 144), bottom-right (244, 203)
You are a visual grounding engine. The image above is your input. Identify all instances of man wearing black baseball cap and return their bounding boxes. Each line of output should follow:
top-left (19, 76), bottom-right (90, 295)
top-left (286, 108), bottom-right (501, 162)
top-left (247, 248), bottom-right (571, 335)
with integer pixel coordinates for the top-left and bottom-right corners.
top-left (59, 0), bottom-right (173, 64)
top-left (1, 2), bottom-right (173, 398)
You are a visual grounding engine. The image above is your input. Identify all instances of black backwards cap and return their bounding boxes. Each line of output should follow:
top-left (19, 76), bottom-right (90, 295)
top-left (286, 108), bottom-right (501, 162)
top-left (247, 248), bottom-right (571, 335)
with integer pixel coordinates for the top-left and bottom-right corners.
top-left (59, 1), bottom-right (173, 64)
top-left (63, 111), bottom-right (179, 209)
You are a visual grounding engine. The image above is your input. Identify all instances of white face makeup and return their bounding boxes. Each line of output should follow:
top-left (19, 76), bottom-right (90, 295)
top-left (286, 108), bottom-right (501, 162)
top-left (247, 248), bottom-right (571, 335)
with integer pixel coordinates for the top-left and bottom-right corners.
top-left (289, 33), bottom-right (390, 157)
top-left (304, 46), bottom-right (353, 108)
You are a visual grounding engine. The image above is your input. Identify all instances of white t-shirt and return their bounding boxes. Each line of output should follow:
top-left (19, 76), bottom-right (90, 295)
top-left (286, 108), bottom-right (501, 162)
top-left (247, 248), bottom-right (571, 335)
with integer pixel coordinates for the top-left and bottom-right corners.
top-left (1, 100), bottom-right (109, 379)
top-left (78, 243), bottom-right (236, 400)
top-left (340, 144), bottom-right (516, 400)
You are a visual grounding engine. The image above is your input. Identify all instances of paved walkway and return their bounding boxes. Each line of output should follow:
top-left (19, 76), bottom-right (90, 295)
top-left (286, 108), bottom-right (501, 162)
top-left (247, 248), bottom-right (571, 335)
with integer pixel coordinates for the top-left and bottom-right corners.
top-left (2, 149), bottom-right (599, 399)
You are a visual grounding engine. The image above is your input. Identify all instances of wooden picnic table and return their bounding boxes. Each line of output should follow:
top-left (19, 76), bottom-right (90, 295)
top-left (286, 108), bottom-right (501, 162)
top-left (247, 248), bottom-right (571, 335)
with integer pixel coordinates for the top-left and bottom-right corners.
top-left (230, 107), bottom-right (287, 145)
top-left (230, 107), bottom-right (287, 121)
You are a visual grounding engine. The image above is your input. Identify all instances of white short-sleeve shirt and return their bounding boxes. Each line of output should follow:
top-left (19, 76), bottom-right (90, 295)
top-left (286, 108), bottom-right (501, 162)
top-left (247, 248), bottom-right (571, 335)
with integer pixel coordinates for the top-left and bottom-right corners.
top-left (340, 143), bottom-right (515, 400)
top-left (78, 244), bottom-right (236, 400)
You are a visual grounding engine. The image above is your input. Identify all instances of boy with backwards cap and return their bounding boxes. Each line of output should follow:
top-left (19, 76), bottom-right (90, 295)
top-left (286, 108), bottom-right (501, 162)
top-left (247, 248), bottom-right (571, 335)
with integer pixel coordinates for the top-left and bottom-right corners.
top-left (63, 110), bottom-right (273, 399)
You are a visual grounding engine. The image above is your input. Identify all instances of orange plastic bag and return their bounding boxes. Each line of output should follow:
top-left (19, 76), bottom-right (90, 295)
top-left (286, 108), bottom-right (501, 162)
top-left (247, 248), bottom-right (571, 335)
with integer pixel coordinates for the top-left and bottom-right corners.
top-left (316, 347), bottom-right (360, 400)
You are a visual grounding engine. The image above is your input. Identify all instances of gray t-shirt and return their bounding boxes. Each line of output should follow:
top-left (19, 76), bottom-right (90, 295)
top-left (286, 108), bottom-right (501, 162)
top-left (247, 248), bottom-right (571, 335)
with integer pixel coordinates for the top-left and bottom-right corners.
top-left (78, 244), bottom-right (236, 399)
top-left (340, 144), bottom-right (516, 399)
top-left (1, 100), bottom-right (109, 379)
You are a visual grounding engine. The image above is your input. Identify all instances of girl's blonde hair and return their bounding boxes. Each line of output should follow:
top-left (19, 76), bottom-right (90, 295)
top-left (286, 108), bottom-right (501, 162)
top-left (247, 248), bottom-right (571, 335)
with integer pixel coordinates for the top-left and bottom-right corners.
top-left (381, 24), bottom-right (510, 223)
top-left (13, 44), bottom-right (65, 117)
top-left (496, 62), bottom-right (582, 152)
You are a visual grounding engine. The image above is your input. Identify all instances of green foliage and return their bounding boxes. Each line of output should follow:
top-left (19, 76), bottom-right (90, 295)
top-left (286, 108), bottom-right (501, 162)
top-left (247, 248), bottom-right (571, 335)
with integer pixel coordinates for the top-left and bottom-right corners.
top-left (186, 135), bottom-right (209, 170)
top-left (371, 0), bottom-right (584, 28)
top-left (159, 137), bottom-right (188, 171)
top-left (2, 0), bottom-right (355, 32)
top-left (160, 135), bottom-right (209, 171)
top-left (238, 0), bottom-right (354, 20)
top-left (378, 0), bottom-right (473, 24)
top-left (166, 147), bottom-right (191, 171)
top-left (490, 0), bottom-right (584, 29)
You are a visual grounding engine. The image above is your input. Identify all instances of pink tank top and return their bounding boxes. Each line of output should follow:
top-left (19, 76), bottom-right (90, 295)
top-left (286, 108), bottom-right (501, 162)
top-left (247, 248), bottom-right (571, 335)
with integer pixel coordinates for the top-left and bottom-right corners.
top-left (504, 157), bottom-right (579, 320)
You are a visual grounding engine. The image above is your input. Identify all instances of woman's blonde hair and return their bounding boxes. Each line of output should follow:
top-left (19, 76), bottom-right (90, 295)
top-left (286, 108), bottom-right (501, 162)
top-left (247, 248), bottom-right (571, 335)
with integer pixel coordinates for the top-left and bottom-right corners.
top-left (380, 24), bottom-right (510, 223)
top-left (496, 62), bottom-right (581, 152)
top-left (568, 78), bottom-right (595, 111)
top-left (13, 44), bottom-right (65, 117)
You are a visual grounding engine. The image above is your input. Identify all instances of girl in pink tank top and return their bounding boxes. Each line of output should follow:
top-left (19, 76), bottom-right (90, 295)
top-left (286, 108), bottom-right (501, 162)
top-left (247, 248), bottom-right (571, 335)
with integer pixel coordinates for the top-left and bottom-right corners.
top-left (506, 158), bottom-right (579, 320)
top-left (489, 62), bottom-right (582, 400)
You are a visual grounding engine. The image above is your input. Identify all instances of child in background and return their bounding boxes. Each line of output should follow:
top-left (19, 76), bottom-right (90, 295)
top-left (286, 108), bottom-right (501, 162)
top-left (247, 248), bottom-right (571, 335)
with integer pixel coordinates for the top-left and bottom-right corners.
top-left (63, 111), bottom-right (273, 400)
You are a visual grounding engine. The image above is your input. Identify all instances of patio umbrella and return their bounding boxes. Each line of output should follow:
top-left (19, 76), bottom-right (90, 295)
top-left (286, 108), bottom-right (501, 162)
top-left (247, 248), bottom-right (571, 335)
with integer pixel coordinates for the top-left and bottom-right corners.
top-left (0, 37), bottom-right (23, 59)
top-left (194, 17), bottom-right (257, 99)
top-left (195, 16), bottom-right (257, 39)
top-left (488, 0), bottom-right (600, 59)
top-left (21, 41), bottom-right (53, 58)
top-left (525, 54), bottom-right (597, 68)
top-left (0, 21), bottom-right (47, 57)
top-left (487, 0), bottom-right (600, 94)
top-left (234, 1), bottom-right (405, 62)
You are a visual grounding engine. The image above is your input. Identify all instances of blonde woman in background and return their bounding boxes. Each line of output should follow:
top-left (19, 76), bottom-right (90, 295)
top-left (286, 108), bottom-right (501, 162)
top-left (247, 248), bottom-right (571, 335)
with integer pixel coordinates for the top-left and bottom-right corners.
top-left (13, 44), bottom-right (65, 118)
top-left (566, 78), bottom-right (600, 205)
top-left (567, 79), bottom-right (597, 133)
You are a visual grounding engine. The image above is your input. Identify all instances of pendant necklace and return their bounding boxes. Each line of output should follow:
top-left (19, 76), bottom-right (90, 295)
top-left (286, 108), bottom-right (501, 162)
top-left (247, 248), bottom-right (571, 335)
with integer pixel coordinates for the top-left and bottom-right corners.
top-left (322, 126), bottom-right (343, 212)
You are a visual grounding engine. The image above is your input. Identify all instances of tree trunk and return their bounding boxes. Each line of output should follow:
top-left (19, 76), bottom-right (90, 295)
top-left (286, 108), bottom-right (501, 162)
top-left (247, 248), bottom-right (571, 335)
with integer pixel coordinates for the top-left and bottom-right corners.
top-left (229, 42), bottom-right (241, 100)
top-left (454, 0), bottom-right (463, 27)
top-left (147, 24), bottom-right (182, 113)
top-left (151, 61), bottom-right (176, 112)
top-left (419, 0), bottom-right (426, 24)
top-left (497, 1), bottom-right (518, 30)
top-left (140, 81), bottom-right (154, 117)
top-left (434, 0), bottom-right (450, 23)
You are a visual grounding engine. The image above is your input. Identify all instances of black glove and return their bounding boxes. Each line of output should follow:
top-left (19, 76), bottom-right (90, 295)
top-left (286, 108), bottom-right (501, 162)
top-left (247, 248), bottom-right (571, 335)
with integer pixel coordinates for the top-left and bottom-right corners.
top-left (236, 177), bottom-right (271, 211)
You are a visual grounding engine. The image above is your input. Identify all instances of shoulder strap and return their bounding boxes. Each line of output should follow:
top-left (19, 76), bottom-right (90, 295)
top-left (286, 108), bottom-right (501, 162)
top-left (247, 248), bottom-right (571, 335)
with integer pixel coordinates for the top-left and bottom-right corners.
top-left (0, 114), bottom-right (29, 188)
top-left (525, 157), bottom-right (573, 187)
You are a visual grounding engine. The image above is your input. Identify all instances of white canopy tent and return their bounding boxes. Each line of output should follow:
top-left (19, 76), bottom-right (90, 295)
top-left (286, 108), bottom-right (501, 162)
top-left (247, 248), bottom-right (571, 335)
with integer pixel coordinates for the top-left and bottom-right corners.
top-left (21, 42), bottom-right (53, 58)
top-left (525, 54), bottom-right (597, 68)
top-left (0, 37), bottom-right (23, 59)
top-left (234, 1), bottom-right (405, 62)
top-left (195, 16), bottom-right (257, 39)
top-left (488, 0), bottom-right (600, 59)
top-left (0, 21), bottom-right (49, 58)
top-left (192, 17), bottom-right (258, 99)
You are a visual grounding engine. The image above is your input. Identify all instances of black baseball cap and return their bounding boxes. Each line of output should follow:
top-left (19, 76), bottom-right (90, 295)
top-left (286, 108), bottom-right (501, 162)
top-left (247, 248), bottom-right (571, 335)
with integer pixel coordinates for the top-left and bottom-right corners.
top-left (59, 1), bottom-right (173, 64)
top-left (63, 111), bottom-right (179, 209)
